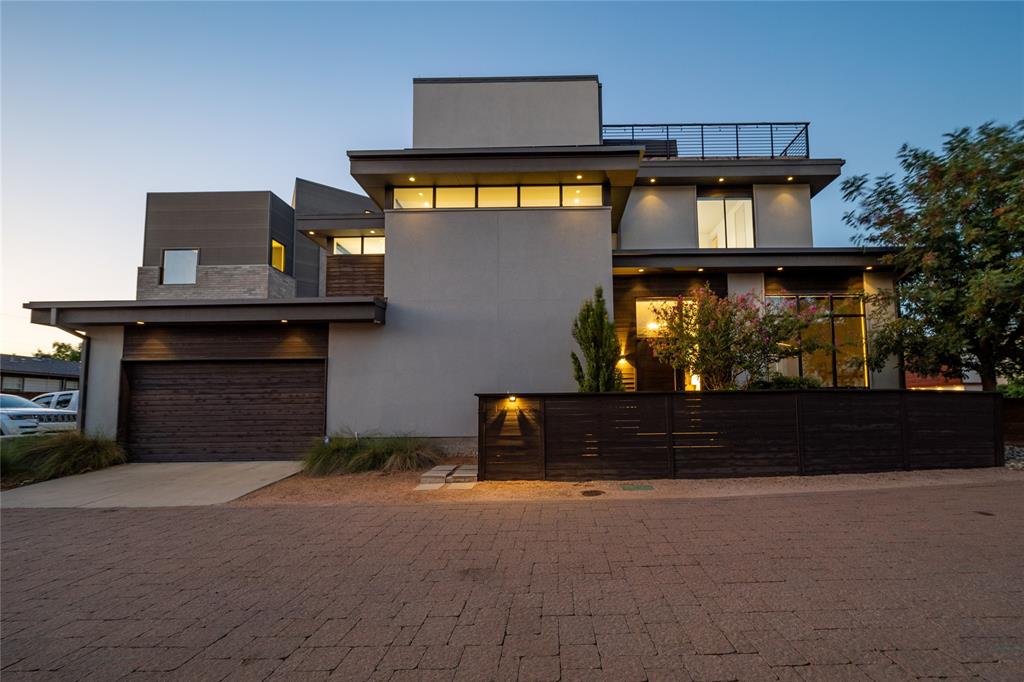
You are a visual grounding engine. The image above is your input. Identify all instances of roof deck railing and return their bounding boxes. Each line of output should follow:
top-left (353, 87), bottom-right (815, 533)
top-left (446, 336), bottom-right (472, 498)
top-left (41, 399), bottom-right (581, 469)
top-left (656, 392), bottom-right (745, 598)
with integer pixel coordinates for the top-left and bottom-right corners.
top-left (602, 122), bottom-right (810, 160)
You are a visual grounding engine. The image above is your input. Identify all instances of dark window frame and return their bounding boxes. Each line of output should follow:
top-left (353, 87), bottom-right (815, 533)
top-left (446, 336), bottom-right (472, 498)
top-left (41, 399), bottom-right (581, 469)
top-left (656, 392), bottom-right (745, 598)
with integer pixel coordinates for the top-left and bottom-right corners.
top-left (765, 293), bottom-right (867, 388)
top-left (160, 248), bottom-right (200, 285)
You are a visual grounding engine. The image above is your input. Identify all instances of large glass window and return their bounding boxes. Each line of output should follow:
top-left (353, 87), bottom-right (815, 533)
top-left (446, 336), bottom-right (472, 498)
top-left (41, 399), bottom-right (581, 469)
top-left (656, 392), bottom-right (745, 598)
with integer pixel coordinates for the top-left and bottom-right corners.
top-left (1, 376), bottom-right (23, 391)
top-left (394, 188), bottom-right (433, 209)
top-left (392, 184), bottom-right (605, 209)
top-left (161, 249), bottom-right (198, 284)
top-left (435, 187), bottom-right (475, 208)
top-left (562, 185), bottom-right (603, 207)
top-left (765, 294), bottom-right (867, 387)
top-left (477, 187), bottom-right (518, 208)
top-left (635, 298), bottom-right (677, 338)
top-left (697, 197), bottom-right (754, 248)
top-left (333, 236), bottom-right (385, 255)
top-left (519, 186), bottom-right (561, 207)
top-left (271, 240), bottom-right (286, 272)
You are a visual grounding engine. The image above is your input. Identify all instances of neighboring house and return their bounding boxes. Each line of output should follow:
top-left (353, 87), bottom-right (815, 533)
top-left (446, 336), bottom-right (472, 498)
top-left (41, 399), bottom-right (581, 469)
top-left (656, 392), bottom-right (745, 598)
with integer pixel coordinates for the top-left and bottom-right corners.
top-left (25, 75), bottom-right (899, 461)
top-left (0, 354), bottom-right (81, 398)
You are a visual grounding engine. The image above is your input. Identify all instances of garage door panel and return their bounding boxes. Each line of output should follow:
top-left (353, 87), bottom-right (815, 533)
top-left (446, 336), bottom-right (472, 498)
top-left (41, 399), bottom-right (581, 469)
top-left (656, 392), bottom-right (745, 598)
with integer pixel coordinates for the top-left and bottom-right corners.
top-left (124, 360), bottom-right (325, 462)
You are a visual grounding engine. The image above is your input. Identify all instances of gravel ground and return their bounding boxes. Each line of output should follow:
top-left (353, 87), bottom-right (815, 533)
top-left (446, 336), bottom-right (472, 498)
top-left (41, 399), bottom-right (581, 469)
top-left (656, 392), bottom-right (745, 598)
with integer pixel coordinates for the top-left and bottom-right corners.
top-left (1006, 444), bottom-right (1024, 470)
top-left (233, 465), bottom-right (1022, 507)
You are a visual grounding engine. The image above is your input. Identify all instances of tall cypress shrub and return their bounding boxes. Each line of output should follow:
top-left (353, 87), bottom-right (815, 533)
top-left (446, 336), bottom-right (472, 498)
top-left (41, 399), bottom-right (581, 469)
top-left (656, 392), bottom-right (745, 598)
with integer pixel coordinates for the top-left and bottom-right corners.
top-left (570, 286), bottom-right (624, 392)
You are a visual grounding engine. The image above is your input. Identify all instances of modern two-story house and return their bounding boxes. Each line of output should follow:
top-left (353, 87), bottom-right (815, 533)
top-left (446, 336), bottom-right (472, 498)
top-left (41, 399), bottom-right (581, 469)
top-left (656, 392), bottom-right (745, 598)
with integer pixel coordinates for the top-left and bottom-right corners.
top-left (26, 75), bottom-right (898, 461)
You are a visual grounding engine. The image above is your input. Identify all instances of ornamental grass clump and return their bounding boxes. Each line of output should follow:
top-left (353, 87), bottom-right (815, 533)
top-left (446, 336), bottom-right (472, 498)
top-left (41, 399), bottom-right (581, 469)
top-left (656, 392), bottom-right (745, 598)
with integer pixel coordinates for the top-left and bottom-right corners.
top-left (303, 432), bottom-right (442, 476)
top-left (1, 432), bottom-right (126, 485)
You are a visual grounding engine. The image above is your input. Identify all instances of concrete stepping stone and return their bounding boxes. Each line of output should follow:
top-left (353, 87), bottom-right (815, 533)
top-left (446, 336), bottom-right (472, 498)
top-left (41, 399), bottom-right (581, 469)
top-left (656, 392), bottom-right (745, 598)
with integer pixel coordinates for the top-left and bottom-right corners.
top-left (420, 465), bottom-right (457, 485)
top-left (448, 465), bottom-right (478, 483)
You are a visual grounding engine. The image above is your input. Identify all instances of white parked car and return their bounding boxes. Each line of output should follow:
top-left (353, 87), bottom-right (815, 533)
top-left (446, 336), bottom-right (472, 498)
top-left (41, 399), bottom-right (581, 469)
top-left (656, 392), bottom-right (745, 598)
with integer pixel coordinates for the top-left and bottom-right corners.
top-left (0, 394), bottom-right (77, 436)
top-left (32, 390), bottom-right (79, 412)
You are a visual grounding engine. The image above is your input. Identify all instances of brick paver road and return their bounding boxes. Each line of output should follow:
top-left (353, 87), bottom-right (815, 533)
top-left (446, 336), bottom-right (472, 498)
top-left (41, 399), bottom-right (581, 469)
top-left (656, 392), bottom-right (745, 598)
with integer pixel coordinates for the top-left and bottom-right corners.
top-left (2, 481), bottom-right (1023, 681)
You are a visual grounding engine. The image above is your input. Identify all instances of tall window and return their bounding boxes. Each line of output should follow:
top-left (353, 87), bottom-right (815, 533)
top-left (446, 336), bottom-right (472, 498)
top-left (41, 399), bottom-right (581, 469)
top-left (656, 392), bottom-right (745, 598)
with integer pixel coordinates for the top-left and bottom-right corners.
top-left (766, 294), bottom-right (867, 387)
top-left (271, 240), bottom-right (286, 272)
top-left (333, 236), bottom-right (385, 255)
top-left (161, 249), bottom-right (198, 284)
top-left (697, 197), bottom-right (754, 248)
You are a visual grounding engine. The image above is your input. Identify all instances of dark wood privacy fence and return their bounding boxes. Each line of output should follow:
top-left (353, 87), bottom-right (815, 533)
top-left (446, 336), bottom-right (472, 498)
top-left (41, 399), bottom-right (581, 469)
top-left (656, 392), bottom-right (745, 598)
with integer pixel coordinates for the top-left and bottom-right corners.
top-left (477, 391), bottom-right (1004, 481)
top-left (1004, 398), bottom-right (1024, 445)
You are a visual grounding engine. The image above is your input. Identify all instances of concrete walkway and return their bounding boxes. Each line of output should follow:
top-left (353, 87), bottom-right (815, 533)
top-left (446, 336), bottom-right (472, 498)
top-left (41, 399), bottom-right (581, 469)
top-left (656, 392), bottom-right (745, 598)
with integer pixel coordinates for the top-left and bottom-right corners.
top-left (0, 462), bottom-right (301, 508)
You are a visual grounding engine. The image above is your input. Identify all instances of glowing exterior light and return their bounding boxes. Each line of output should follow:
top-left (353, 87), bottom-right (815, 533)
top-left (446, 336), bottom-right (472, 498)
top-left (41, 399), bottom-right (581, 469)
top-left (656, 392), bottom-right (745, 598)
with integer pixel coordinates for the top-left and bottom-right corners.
top-left (507, 395), bottom-right (517, 403)
top-left (135, 320), bottom-right (145, 325)
top-left (649, 178), bottom-right (656, 183)
top-left (576, 174), bottom-right (583, 180)
top-left (281, 319), bottom-right (288, 324)
top-left (638, 268), bottom-right (645, 273)
top-left (718, 177), bottom-right (725, 183)
top-left (865, 265), bottom-right (874, 271)
top-left (370, 230), bottom-right (376, 234)
top-left (787, 176), bottom-right (794, 182)
top-left (408, 176), bottom-right (416, 182)
top-left (697, 267), bottom-right (704, 272)
top-left (308, 231), bottom-right (315, 235)
top-left (777, 266), bottom-right (784, 271)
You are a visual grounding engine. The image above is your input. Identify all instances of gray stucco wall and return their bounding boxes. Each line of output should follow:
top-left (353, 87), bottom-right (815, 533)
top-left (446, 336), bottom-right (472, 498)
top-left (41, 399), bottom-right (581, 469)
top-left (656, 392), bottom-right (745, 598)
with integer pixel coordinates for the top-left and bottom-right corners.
top-left (619, 186), bottom-right (698, 249)
top-left (326, 207), bottom-right (613, 437)
top-left (863, 271), bottom-right (901, 389)
top-left (726, 272), bottom-right (765, 299)
top-left (413, 79), bottom-right (601, 149)
top-left (753, 184), bottom-right (814, 247)
top-left (81, 326), bottom-right (123, 437)
top-left (136, 265), bottom-right (295, 300)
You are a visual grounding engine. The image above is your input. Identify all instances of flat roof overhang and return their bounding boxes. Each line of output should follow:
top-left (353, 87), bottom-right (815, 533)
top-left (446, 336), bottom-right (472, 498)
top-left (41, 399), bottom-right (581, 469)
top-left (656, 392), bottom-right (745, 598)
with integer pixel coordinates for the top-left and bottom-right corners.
top-left (639, 158), bottom-right (845, 196)
top-left (613, 247), bottom-right (895, 272)
top-left (348, 145), bottom-right (643, 228)
top-left (24, 297), bottom-right (386, 329)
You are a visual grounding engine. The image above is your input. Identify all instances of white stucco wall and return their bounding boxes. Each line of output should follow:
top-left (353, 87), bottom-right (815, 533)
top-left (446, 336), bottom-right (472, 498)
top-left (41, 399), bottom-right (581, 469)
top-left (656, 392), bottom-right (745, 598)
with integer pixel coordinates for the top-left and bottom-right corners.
top-left (413, 79), bottom-right (601, 149)
top-left (326, 207), bottom-right (613, 437)
top-left (753, 184), bottom-right (813, 247)
top-left (618, 186), bottom-right (698, 249)
top-left (863, 271), bottom-right (901, 389)
top-left (81, 326), bottom-right (124, 437)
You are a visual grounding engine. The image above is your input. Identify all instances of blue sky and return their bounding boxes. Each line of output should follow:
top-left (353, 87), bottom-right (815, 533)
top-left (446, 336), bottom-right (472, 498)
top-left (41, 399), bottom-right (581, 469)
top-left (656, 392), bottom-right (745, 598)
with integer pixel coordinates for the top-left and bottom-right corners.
top-left (2, 2), bottom-right (1022, 353)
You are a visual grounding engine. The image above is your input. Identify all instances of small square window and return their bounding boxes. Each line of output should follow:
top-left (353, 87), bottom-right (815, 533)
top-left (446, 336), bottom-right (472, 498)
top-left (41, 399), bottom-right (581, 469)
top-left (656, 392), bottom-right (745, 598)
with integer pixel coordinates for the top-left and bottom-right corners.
top-left (161, 249), bottom-right (198, 284)
top-left (271, 240), bottom-right (286, 272)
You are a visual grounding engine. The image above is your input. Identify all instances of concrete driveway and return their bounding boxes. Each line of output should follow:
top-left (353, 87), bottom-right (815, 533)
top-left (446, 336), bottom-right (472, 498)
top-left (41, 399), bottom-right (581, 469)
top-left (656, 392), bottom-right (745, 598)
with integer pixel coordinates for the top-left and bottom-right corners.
top-left (0, 462), bottom-right (301, 508)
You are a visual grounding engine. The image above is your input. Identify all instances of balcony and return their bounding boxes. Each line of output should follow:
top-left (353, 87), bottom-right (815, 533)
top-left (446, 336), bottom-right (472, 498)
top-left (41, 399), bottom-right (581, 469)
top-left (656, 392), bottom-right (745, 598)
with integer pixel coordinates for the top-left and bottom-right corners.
top-left (602, 122), bottom-right (810, 160)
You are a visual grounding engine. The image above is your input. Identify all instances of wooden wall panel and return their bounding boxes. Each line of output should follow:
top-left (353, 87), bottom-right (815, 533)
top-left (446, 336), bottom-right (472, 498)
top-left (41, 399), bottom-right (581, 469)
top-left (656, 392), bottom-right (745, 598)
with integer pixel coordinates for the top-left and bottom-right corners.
top-left (673, 393), bottom-right (800, 477)
top-left (1004, 398), bottom-right (1024, 445)
top-left (124, 360), bottom-right (325, 461)
top-left (904, 392), bottom-right (1000, 469)
top-left (799, 392), bottom-right (904, 473)
top-left (326, 255), bottom-right (384, 297)
top-left (478, 391), bottom-right (1001, 481)
top-left (545, 394), bottom-right (670, 480)
top-left (123, 324), bottom-right (328, 361)
top-left (480, 397), bottom-right (544, 480)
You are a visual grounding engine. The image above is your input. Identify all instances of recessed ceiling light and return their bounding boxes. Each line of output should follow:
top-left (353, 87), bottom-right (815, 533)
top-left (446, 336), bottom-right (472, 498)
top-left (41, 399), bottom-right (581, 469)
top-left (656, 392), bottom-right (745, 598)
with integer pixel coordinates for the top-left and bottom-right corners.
top-left (370, 230), bottom-right (376, 234)
top-left (408, 176), bottom-right (416, 182)
top-left (308, 231), bottom-right (315, 235)
top-left (649, 178), bottom-right (656, 183)
top-left (576, 174), bottom-right (583, 180)
top-left (718, 177), bottom-right (725, 183)
top-left (638, 268), bottom-right (645, 273)
top-left (787, 176), bottom-right (794, 182)
top-left (776, 266), bottom-right (784, 271)
top-left (364, 209), bottom-right (372, 214)
top-left (135, 320), bottom-right (145, 325)
top-left (865, 265), bottom-right (874, 271)
top-left (697, 267), bottom-right (704, 272)
top-left (280, 319), bottom-right (288, 324)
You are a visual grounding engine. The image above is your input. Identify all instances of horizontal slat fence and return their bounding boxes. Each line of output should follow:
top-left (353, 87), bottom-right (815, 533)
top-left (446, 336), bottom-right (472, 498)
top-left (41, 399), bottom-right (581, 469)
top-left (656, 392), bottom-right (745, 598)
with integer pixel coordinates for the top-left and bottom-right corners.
top-left (478, 391), bottom-right (1003, 481)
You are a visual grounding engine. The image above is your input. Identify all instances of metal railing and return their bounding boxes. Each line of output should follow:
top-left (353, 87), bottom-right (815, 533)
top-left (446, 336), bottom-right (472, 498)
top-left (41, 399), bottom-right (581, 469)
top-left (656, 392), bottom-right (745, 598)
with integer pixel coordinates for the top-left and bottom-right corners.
top-left (602, 122), bottom-right (810, 159)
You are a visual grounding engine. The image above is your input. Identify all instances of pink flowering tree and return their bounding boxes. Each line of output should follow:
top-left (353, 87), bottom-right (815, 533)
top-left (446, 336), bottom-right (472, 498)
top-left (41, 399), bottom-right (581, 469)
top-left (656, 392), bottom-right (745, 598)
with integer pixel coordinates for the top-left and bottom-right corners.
top-left (648, 286), bottom-right (826, 391)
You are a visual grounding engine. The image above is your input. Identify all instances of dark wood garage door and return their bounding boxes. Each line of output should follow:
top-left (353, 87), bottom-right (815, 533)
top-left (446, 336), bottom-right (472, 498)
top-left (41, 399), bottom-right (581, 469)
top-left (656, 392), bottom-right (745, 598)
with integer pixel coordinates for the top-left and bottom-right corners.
top-left (123, 360), bottom-right (325, 461)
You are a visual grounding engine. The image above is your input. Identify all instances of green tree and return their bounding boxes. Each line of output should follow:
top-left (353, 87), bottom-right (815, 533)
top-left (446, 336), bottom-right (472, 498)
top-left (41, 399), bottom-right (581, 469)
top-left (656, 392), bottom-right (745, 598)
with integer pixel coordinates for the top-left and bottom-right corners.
top-left (649, 287), bottom-right (823, 391)
top-left (842, 121), bottom-right (1024, 391)
top-left (570, 286), bottom-right (623, 392)
top-left (33, 341), bottom-right (82, 362)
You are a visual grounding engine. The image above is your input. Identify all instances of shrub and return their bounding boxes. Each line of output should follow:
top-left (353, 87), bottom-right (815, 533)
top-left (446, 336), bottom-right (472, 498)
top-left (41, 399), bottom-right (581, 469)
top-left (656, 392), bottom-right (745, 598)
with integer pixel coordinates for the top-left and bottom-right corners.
top-left (1, 432), bottom-right (126, 484)
top-left (303, 433), bottom-right (442, 476)
top-left (748, 374), bottom-right (824, 390)
top-left (998, 380), bottom-right (1024, 398)
top-left (570, 286), bottom-right (623, 392)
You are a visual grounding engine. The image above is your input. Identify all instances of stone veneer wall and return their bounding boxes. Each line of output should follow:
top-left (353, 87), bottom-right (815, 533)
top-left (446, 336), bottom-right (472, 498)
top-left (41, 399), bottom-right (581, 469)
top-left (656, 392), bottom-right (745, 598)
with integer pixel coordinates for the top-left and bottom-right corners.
top-left (137, 265), bottom-right (296, 300)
